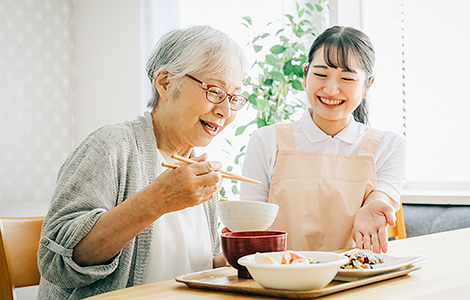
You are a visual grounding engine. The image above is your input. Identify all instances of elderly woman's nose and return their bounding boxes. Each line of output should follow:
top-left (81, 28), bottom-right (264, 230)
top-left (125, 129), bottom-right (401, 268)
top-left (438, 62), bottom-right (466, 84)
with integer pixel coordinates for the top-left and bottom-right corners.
top-left (323, 78), bottom-right (340, 95)
top-left (214, 97), bottom-right (232, 118)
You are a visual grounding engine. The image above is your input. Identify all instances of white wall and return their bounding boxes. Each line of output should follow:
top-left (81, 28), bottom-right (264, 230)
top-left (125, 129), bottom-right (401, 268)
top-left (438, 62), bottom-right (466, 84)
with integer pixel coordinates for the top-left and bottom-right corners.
top-left (0, 0), bottom-right (181, 216)
top-left (74, 0), bottom-right (142, 143)
top-left (328, 0), bottom-right (363, 28)
top-left (0, 0), bottom-right (75, 218)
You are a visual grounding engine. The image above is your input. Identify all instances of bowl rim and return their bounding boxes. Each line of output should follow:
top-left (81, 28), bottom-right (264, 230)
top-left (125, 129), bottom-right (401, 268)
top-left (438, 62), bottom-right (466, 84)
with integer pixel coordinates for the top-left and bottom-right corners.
top-left (218, 200), bottom-right (279, 209)
top-left (238, 251), bottom-right (349, 269)
top-left (221, 230), bottom-right (287, 239)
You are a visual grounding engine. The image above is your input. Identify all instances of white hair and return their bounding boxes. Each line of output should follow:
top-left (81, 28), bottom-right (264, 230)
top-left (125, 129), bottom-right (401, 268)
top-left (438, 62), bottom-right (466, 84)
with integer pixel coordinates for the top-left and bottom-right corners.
top-left (146, 25), bottom-right (248, 109)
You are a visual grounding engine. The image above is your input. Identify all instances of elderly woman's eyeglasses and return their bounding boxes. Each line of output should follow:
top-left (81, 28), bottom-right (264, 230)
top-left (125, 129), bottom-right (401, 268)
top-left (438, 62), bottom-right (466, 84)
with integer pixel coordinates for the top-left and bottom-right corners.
top-left (185, 74), bottom-right (247, 111)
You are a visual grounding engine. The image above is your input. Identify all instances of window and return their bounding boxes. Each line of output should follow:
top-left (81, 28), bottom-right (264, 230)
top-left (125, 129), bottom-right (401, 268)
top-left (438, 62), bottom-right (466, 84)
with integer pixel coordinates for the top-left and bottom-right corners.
top-left (363, 0), bottom-right (470, 186)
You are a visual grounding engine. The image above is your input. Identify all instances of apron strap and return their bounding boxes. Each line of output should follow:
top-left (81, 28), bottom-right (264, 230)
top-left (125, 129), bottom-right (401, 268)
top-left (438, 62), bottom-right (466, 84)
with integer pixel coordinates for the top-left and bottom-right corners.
top-left (275, 123), bottom-right (296, 151)
top-left (357, 128), bottom-right (383, 156)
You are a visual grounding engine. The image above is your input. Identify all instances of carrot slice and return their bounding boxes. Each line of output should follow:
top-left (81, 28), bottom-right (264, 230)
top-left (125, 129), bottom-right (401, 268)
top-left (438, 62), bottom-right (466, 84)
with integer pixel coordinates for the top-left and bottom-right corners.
top-left (281, 250), bottom-right (312, 265)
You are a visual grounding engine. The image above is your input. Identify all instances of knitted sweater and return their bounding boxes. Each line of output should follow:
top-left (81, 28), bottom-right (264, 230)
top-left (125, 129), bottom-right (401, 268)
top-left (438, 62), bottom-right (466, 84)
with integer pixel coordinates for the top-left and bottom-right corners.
top-left (37, 112), bottom-right (220, 299)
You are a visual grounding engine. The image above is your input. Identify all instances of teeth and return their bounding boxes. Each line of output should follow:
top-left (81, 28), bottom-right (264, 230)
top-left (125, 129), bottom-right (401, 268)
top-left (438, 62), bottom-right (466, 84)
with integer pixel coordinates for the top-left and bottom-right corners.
top-left (201, 120), bottom-right (218, 131)
top-left (320, 97), bottom-right (343, 105)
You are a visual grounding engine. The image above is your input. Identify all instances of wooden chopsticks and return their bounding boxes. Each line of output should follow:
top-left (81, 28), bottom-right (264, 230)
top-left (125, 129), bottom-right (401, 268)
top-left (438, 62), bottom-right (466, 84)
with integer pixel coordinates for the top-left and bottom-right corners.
top-left (160, 154), bottom-right (261, 184)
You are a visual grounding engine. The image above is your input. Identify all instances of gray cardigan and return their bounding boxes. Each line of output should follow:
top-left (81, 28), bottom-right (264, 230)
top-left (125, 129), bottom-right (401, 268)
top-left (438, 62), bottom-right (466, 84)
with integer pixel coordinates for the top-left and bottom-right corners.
top-left (37, 112), bottom-right (220, 300)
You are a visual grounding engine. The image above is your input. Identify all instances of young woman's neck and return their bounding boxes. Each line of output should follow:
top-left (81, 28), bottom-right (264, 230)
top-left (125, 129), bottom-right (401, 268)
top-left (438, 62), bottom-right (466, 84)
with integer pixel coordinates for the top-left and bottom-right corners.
top-left (310, 109), bottom-right (351, 137)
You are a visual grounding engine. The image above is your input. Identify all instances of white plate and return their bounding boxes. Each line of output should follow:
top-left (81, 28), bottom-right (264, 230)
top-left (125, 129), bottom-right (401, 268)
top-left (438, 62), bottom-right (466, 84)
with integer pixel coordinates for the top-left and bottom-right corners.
top-left (335, 250), bottom-right (426, 281)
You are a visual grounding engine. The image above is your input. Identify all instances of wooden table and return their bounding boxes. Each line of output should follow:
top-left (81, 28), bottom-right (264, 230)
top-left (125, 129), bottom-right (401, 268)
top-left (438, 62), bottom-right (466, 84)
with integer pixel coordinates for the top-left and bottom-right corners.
top-left (85, 228), bottom-right (470, 299)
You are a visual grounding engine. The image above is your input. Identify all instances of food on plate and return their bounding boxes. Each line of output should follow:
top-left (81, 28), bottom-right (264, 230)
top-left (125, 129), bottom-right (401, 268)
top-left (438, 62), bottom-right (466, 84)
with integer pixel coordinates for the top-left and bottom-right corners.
top-left (340, 249), bottom-right (384, 269)
top-left (254, 252), bottom-right (280, 264)
top-left (254, 250), bottom-right (321, 265)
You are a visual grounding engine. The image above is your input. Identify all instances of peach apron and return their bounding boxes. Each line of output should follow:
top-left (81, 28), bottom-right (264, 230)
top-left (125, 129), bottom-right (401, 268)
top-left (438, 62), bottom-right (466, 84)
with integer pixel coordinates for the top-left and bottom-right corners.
top-left (268, 123), bottom-right (383, 251)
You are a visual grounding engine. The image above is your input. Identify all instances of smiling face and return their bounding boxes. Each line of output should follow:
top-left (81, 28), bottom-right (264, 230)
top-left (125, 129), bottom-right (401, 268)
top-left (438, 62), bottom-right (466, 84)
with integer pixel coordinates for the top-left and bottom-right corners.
top-left (302, 47), bottom-right (371, 135)
top-left (153, 66), bottom-right (243, 154)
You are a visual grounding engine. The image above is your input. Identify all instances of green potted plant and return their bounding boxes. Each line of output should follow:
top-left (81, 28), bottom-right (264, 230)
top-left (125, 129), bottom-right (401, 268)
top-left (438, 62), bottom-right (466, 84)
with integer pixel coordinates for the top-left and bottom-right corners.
top-left (220, 1), bottom-right (330, 198)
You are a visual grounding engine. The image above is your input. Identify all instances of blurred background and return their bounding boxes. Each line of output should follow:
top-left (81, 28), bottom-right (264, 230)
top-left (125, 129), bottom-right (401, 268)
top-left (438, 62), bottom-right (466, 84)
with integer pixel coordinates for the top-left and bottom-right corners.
top-left (2, 0), bottom-right (469, 218)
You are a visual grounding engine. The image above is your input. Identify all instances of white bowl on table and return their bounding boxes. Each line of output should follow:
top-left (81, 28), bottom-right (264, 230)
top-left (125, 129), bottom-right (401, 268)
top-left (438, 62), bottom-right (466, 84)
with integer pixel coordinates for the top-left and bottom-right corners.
top-left (238, 251), bottom-right (349, 291)
top-left (217, 200), bottom-right (279, 232)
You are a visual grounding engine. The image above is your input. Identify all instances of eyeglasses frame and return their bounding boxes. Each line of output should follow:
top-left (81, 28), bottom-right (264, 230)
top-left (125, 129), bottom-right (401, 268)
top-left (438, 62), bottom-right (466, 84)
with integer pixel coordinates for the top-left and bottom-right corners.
top-left (185, 74), bottom-right (247, 111)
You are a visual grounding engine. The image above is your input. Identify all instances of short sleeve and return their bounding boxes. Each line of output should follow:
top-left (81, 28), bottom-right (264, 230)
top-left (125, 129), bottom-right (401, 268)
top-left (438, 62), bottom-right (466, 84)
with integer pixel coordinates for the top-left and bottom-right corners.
top-left (240, 126), bottom-right (277, 202)
top-left (375, 132), bottom-right (407, 203)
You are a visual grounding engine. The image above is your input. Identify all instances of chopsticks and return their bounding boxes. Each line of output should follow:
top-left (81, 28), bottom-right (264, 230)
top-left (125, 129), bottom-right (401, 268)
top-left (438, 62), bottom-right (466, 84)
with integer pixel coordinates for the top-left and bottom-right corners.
top-left (160, 154), bottom-right (261, 184)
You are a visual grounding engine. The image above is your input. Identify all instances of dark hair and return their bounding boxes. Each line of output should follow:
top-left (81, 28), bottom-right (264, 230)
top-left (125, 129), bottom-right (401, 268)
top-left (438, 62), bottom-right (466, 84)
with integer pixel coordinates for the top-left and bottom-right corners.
top-left (304, 26), bottom-right (375, 125)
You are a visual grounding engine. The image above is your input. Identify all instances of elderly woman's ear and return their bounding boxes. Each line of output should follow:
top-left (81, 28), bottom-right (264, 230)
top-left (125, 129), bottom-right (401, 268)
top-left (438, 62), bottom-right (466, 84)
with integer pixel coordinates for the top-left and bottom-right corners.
top-left (155, 71), bottom-right (171, 101)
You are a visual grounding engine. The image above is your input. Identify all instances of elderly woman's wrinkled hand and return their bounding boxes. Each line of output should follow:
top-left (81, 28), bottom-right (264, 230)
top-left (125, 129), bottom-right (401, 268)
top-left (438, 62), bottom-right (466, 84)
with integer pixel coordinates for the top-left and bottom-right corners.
top-left (150, 159), bottom-right (223, 214)
top-left (352, 199), bottom-right (396, 254)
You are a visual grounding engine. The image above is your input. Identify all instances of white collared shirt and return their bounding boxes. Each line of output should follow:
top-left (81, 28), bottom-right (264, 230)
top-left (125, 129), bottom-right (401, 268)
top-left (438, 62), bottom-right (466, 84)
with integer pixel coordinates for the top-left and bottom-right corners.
top-left (240, 109), bottom-right (406, 203)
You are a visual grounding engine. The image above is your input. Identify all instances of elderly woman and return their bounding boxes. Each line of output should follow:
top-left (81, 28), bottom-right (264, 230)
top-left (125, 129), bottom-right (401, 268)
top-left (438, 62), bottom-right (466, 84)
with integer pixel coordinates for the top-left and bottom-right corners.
top-left (37, 25), bottom-right (247, 299)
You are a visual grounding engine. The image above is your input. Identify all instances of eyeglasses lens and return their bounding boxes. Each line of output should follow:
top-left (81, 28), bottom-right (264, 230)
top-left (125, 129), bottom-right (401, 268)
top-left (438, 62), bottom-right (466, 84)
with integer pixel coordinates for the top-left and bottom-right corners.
top-left (206, 86), bottom-right (225, 103)
top-left (205, 85), bottom-right (246, 111)
top-left (230, 96), bottom-right (245, 111)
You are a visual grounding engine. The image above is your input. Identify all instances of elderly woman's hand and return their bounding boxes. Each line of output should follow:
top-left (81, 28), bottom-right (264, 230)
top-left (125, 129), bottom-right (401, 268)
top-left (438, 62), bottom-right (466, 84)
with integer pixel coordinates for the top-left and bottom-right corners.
top-left (352, 199), bottom-right (396, 254)
top-left (72, 154), bottom-right (223, 267)
top-left (148, 155), bottom-right (223, 214)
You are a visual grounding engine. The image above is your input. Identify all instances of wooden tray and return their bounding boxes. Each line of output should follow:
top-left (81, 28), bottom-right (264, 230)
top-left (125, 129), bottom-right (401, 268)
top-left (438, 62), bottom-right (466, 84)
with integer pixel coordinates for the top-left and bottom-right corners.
top-left (175, 265), bottom-right (421, 299)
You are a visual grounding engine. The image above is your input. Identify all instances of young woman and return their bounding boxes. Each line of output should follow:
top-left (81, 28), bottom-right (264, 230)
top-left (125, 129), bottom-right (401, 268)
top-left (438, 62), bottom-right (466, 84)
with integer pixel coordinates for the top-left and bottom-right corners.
top-left (240, 26), bottom-right (406, 254)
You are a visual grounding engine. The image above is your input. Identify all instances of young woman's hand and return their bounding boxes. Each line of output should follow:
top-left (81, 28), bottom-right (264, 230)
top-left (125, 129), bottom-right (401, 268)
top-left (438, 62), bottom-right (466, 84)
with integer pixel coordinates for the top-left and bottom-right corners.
top-left (352, 199), bottom-right (396, 254)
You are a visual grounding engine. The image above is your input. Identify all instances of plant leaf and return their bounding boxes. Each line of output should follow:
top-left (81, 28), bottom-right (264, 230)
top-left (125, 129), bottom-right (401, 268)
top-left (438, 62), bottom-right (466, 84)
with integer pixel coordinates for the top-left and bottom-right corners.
top-left (256, 98), bottom-right (269, 111)
top-left (224, 138), bottom-right (233, 147)
top-left (220, 187), bottom-right (226, 198)
top-left (242, 16), bottom-right (252, 25)
top-left (285, 14), bottom-right (294, 23)
top-left (231, 185), bottom-right (239, 195)
top-left (247, 94), bottom-right (258, 106)
top-left (248, 94), bottom-right (258, 105)
top-left (292, 79), bottom-right (304, 91)
top-left (292, 64), bottom-right (304, 77)
top-left (271, 71), bottom-right (286, 83)
top-left (265, 54), bottom-right (280, 66)
top-left (235, 125), bottom-right (248, 136)
top-left (257, 118), bottom-right (267, 128)
top-left (253, 45), bottom-right (263, 53)
top-left (283, 61), bottom-right (293, 76)
top-left (235, 152), bottom-right (245, 164)
top-left (263, 78), bottom-right (273, 86)
top-left (270, 45), bottom-right (286, 54)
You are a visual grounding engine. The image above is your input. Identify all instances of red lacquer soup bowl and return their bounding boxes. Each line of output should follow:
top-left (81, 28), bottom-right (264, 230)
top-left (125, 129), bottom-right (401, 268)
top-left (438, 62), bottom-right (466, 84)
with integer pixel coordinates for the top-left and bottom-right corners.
top-left (221, 230), bottom-right (287, 278)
